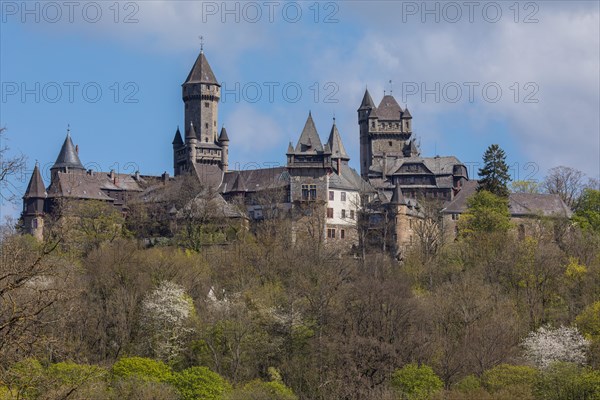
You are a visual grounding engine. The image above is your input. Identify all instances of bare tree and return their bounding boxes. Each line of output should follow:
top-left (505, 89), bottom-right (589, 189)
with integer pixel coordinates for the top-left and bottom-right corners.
top-left (543, 166), bottom-right (585, 208)
top-left (0, 128), bottom-right (27, 203)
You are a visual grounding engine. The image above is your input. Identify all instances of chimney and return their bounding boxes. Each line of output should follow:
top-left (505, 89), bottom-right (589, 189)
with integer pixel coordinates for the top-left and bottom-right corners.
top-left (75, 144), bottom-right (79, 154)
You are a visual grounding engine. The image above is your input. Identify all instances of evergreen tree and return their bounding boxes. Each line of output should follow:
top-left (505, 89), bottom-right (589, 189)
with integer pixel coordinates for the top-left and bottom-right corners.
top-left (478, 144), bottom-right (510, 197)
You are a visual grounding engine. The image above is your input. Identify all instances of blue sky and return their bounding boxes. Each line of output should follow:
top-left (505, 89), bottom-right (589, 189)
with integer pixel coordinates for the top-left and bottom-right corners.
top-left (1, 1), bottom-right (599, 218)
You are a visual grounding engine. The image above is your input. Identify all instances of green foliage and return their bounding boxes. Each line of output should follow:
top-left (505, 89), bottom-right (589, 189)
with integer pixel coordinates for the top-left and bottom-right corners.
top-left (111, 357), bottom-right (173, 383)
top-left (510, 180), bottom-right (541, 194)
top-left (477, 144), bottom-right (510, 197)
top-left (574, 189), bottom-right (600, 233)
top-left (225, 380), bottom-right (298, 400)
top-left (391, 364), bottom-right (443, 400)
top-left (481, 364), bottom-right (537, 393)
top-left (4, 358), bottom-right (45, 399)
top-left (534, 362), bottom-right (600, 400)
top-left (577, 301), bottom-right (600, 340)
top-left (453, 375), bottom-right (481, 393)
top-left (458, 190), bottom-right (512, 236)
top-left (110, 377), bottom-right (179, 400)
top-left (169, 366), bottom-right (231, 400)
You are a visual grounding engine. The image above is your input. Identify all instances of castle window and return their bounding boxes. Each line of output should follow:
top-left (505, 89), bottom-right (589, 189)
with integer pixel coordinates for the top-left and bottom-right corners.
top-left (32, 219), bottom-right (38, 229)
top-left (327, 208), bottom-right (333, 218)
top-left (341, 209), bottom-right (346, 219)
top-left (341, 192), bottom-right (346, 202)
top-left (329, 191), bottom-right (334, 201)
top-left (451, 213), bottom-right (459, 220)
top-left (341, 229), bottom-right (345, 239)
top-left (205, 138), bottom-right (208, 142)
top-left (371, 122), bottom-right (375, 128)
top-left (204, 102), bottom-right (209, 107)
top-left (350, 210), bottom-right (355, 220)
top-left (205, 123), bottom-right (209, 129)
top-left (327, 228), bottom-right (336, 239)
top-left (389, 141), bottom-right (393, 147)
top-left (302, 184), bottom-right (317, 201)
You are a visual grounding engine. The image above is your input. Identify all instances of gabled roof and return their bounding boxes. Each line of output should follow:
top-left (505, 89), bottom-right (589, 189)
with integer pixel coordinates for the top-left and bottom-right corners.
top-left (327, 122), bottom-right (350, 160)
top-left (184, 51), bottom-right (219, 86)
top-left (509, 193), bottom-right (573, 218)
top-left (358, 88), bottom-right (376, 110)
top-left (230, 173), bottom-right (248, 192)
top-left (24, 163), bottom-right (46, 199)
top-left (377, 95), bottom-right (403, 120)
top-left (218, 126), bottom-right (229, 142)
top-left (329, 163), bottom-right (371, 192)
top-left (295, 112), bottom-right (324, 153)
top-left (221, 167), bottom-right (289, 194)
top-left (172, 127), bottom-right (183, 146)
top-left (52, 132), bottom-right (85, 171)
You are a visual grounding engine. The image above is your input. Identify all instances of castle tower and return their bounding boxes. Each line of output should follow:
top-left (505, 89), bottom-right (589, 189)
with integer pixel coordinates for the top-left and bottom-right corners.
top-left (287, 112), bottom-right (332, 204)
top-left (50, 129), bottom-right (86, 181)
top-left (174, 49), bottom-right (225, 176)
top-left (22, 162), bottom-right (47, 240)
top-left (358, 90), bottom-right (414, 178)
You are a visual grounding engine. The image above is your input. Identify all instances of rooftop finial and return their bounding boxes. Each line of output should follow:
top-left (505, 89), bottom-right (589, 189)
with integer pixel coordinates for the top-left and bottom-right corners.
top-left (199, 35), bottom-right (204, 53)
top-left (67, 124), bottom-right (70, 136)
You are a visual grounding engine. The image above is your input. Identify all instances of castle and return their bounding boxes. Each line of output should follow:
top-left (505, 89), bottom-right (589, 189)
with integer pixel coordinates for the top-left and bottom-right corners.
top-left (22, 47), bottom-right (569, 256)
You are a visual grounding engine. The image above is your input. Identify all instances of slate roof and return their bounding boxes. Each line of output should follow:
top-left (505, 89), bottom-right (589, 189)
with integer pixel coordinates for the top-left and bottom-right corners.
top-left (294, 113), bottom-right (324, 153)
top-left (377, 95), bottom-right (403, 120)
top-left (402, 108), bottom-right (412, 119)
top-left (383, 156), bottom-right (464, 177)
top-left (192, 163), bottom-right (224, 189)
top-left (46, 170), bottom-right (146, 201)
top-left (186, 122), bottom-right (197, 139)
top-left (24, 164), bottom-right (46, 199)
top-left (390, 184), bottom-right (408, 205)
top-left (327, 122), bottom-right (350, 160)
top-left (184, 51), bottom-right (219, 85)
top-left (181, 192), bottom-right (247, 219)
top-left (221, 167), bottom-right (289, 194)
top-left (358, 89), bottom-right (376, 110)
top-left (172, 127), bottom-right (183, 146)
top-left (218, 126), bottom-right (229, 142)
top-left (52, 133), bottom-right (85, 171)
top-left (441, 181), bottom-right (573, 218)
top-left (329, 163), bottom-right (372, 192)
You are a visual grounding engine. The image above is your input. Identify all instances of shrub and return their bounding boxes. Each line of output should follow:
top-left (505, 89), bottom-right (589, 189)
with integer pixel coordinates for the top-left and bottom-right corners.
top-left (169, 366), bottom-right (231, 400)
top-left (390, 363), bottom-right (443, 400)
top-left (481, 364), bottom-right (537, 393)
top-left (111, 357), bottom-right (172, 383)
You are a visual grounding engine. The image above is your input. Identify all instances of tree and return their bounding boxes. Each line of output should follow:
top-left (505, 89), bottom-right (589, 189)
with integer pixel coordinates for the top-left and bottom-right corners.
top-left (481, 364), bottom-right (538, 394)
top-left (458, 190), bottom-right (512, 237)
top-left (169, 366), bottom-right (231, 400)
top-left (390, 363), bottom-right (443, 400)
top-left (522, 326), bottom-right (590, 369)
top-left (111, 357), bottom-right (173, 383)
top-left (573, 189), bottom-right (600, 233)
top-left (478, 144), bottom-right (510, 197)
top-left (510, 180), bottom-right (541, 194)
top-left (0, 127), bottom-right (26, 203)
top-left (543, 166), bottom-right (586, 208)
top-left (139, 281), bottom-right (196, 363)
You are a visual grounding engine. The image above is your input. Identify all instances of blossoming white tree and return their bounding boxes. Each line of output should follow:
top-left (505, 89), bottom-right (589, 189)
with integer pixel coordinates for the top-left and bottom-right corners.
top-left (522, 326), bottom-right (590, 369)
top-left (140, 281), bottom-right (195, 363)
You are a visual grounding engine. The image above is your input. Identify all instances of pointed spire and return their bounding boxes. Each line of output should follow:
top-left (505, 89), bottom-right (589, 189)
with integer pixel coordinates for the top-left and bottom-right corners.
top-left (172, 126), bottom-right (183, 145)
top-left (295, 112), bottom-right (323, 153)
top-left (186, 122), bottom-right (197, 140)
top-left (402, 107), bottom-right (412, 119)
top-left (52, 130), bottom-right (85, 171)
top-left (327, 120), bottom-right (350, 160)
top-left (24, 162), bottom-right (46, 199)
top-left (358, 88), bottom-right (376, 111)
top-left (287, 141), bottom-right (294, 154)
top-left (218, 126), bottom-right (229, 142)
top-left (390, 184), bottom-right (408, 205)
top-left (377, 94), bottom-right (403, 120)
top-left (184, 49), bottom-right (219, 86)
top-left (230, 173), bottom-right (248, 193)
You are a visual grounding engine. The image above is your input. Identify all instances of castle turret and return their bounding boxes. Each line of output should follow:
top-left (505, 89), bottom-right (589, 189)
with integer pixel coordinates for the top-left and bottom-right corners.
top-left (218, 126), bottom-right (229, 172)
top-left (172, 127), bottom-right (184, 175)
top-left (50, 129), bottom-right (85, 180)
top-left (358, 89), bottom-right (376, 178)
top-left (186, 122), bottom-right (198, 170)
top-left (22, 162), bottom-right (46, 240)
top-left (327, 119), bottom-right (350, 174)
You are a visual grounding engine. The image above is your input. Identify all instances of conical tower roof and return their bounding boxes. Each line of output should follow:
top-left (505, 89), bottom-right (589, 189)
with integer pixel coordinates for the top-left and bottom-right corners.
top-left (358, 88), bottom-right (376, 111)
top-left (377, 95), bottom-right (403, 120)
top-left (218, 126), bottom-right (229, 142)
top-left (327, 121), bottom-right (349, 160)
top-left (402, 107), bottom-right (412, 119)
top-left (52, 132), bottom-right (85, 171)
top-left (172, 127), bottom-right (183, 145)
top-left (184, 50), bottom-right (219, 86)
top-left (390, 184), bottom-right (408, 205)
top-left (186, 122), bottom-right (197, 140)
top-left (24, 163), bottom-right (46, 199)
top-left (295, 112), bottom-right (323, 153)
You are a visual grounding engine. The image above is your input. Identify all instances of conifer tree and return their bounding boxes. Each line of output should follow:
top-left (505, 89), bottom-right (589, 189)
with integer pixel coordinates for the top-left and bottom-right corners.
top-left (478, 144), bottom-right (510, 197)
